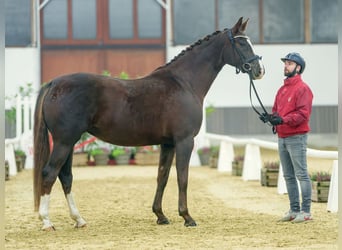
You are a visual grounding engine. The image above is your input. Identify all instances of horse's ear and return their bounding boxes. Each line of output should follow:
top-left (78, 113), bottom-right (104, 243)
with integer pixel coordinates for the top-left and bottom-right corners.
top-left (232, 17), bottom-right (244, 34)
top-left (239, 18), bottom-right (249, 33)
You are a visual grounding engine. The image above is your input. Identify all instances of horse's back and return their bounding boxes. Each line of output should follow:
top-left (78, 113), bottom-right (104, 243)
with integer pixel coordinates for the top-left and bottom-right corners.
top-left (42, 72), bottom-right (203, 146)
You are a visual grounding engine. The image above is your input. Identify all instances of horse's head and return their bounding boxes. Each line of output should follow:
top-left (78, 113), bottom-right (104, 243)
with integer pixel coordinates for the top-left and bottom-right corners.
top-left (224, 17), bottom-right (265, 80)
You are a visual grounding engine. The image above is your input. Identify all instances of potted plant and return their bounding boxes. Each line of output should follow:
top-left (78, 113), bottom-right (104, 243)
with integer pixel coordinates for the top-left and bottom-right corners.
top-left (209, 146), bottom-right (219, 168)
top-left (5, 160), bottom-right (9, 181)
top-left (311, 171), bottom-right (331, 202)
top-left (111, 146), bottom-right (131, 165)
top-left (260, 161), bottom-right (280, 187)
top-left (232, 155), bottom-right (244, 176)
top-left (89, 148), bottom-right (109, 166)
top-left (14, 149), bottom-right (26, 172)
top-left (197, 147), bottom-right (211, 166)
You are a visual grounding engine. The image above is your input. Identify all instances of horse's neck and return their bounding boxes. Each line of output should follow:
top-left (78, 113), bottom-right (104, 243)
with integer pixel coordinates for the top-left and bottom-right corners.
top-left (167, 36), bottom-right (226, 101)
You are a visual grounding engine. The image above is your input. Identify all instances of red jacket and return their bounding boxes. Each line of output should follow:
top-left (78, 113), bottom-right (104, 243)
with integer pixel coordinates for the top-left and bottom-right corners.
top-left (272, 74), bottom-right (313, 138)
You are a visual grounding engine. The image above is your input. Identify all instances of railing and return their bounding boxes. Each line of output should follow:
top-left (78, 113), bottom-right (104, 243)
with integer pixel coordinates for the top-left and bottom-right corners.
top-left (5, 96), bottom-right (37, 175)
top-left (205, 132), bottom-right (338, 212)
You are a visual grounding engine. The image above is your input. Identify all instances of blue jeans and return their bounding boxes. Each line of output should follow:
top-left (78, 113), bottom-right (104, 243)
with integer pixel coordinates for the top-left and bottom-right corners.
top-left (278, 134), bottom-right (311, 213)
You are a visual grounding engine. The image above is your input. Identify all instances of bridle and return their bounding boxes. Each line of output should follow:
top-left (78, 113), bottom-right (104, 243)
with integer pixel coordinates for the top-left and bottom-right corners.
top-left (227, 29), bottom-right (270, 118)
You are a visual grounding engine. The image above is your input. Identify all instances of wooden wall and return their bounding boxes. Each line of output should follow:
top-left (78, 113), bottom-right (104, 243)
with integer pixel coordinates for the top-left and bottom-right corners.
top-left (41, 48), bottom-right (165, 82)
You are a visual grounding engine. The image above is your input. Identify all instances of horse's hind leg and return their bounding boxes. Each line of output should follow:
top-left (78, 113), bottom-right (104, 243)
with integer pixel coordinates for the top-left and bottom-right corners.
top-left (39, 142), bottom-right (73, 230)
top-left (58, 151), bottom-right (87, 228)
top-left (152, 144), bottom-right (175, 225)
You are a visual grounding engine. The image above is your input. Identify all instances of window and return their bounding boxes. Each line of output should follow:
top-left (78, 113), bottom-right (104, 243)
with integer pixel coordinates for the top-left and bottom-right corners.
top-left (108, 0), bottom-right (133, 39)
top-left (5, 0), bottom-right (32, 46)
top-left (172, 0), bottom-right (337, 45)
top-left (173, 0), bottom-right (215, 45)
top-left (43, 0), bottom-right (68, 40)
top-left (72, 0), bottom-right (97, 40)
top-left (263, 0), bottom-right (304, 43)
top-left (311, 0), bottom-right (337, 43)
top-left (218, 0), bottom-right (259, 43)
top-left (137, 0), bottom-right (162, 38)
top-left (42, 0), bottom-right (165, 46)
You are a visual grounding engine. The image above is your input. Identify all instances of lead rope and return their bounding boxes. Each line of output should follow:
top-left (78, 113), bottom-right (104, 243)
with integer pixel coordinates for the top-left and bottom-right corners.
top-left (247, 72), bottom-right (277, 134)
top-left (248, 72), bottom-right (268, 116)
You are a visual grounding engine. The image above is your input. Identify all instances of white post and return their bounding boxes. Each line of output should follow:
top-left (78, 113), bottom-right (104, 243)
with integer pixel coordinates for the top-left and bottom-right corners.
top-left (327, 160), bottom-right (338, 212)
top-left (24, 97), bottom-right (30, 133)
top-left (16, 96), bottom-right (22, 137)
top-left (5, 143), bottom-right (17, 176)
top-left (217, 140), bottom-right (234, 172)
top-left (242, 144), bottom-right (262, 181)
top-left (277, 163), bottom-right (287, 194)
top-left (31, 96), bottom-right (36, 130)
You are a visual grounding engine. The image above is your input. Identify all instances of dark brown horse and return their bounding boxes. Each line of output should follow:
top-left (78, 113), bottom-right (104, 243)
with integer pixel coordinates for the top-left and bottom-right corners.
top-left (33, 17), bottom-right (264, 230)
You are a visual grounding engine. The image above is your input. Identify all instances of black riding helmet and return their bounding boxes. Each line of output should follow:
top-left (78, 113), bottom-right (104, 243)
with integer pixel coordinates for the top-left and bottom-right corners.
top-left (281, 52), bottom-right (305, 74)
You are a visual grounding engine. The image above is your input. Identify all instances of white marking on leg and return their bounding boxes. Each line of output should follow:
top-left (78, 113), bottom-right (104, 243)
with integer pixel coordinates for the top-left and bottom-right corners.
top-left (39, 194), bottom-right (55, 230)
top-left (66, 193), bottom-right (87, 228)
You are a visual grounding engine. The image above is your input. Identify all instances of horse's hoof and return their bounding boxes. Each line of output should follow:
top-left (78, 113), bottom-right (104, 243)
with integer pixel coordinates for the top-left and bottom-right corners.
top-left (74, 223), bottom-right (87, 229)
top-left (184, 220), bottom-right (197, 227)
top-left (157, 218), bottom-right (170, 225)
top-left (42, 225), bottom-right (55, 231)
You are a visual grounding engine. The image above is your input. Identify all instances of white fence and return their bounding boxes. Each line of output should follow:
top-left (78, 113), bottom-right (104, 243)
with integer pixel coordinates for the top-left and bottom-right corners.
top-left (205, 133), bottom-right (338, 212)
top-left (5, 96), bottom-right (36, 175)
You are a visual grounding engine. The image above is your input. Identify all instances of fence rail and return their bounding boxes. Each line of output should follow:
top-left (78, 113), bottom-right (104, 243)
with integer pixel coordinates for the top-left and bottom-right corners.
top-left (205, 132), bottom-right (338, 212)
top-left (5, 96), bottom-right (37, 174)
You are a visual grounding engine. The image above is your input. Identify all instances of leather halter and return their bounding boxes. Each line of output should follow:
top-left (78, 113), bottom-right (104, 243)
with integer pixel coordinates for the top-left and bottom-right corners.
top-left (227, 29), bottom-right (270, 119)
top-left (227, 29), bottom-right (262, 74)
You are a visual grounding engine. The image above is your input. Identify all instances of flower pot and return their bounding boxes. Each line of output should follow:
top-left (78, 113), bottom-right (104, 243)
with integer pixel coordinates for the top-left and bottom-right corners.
top-left (15, 155), bottom-right (26, 172)
top-left (198, 153), bottom-right (210, 166)
top-left (5, 160), bottom-right (9, 181)
top-left (94, 154), bottom-right (108, 166)
top-left (209, 155), bottom-right (218, 168)
top-left (115, 154), bottom-right (130, 165)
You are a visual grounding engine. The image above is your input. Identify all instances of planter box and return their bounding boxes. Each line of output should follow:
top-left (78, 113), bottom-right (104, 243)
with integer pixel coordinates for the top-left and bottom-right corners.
top-left (260, 168), bottom-right (279, 187)
top-left (312, 181), bottom-right (330, 202)
top-left (73, 153), bottom-right (88, 166)
top-left (232, 161), bottom-right (243, 176)
top-left (115, 154), bottom-right (130, 165)
top-left (209, 155), bottom-right (218, 168)
top-left (135, 152), bottom-right (159, 166)
top-left (5, 160), bottom-right (9, 181)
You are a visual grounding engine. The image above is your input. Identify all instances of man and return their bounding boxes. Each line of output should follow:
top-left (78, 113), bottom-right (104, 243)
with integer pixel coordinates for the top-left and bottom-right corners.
top-left (260, 52), bottom-right (313, 223)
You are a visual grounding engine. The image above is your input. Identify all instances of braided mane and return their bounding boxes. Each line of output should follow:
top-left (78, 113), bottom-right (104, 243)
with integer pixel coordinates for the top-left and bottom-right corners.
top-left (157, 29), bottom-right (227, 70)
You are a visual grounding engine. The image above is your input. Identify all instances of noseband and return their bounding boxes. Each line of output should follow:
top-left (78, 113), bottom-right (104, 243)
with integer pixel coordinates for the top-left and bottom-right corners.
top-left (227, 29), bottom-right (261, 74)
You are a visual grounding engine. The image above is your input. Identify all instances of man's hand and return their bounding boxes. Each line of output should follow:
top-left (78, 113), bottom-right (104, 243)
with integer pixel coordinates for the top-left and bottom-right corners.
top-left (269, 114), bottom-right (283, 125)
top-left (259, 113), bottom-right (270, 123)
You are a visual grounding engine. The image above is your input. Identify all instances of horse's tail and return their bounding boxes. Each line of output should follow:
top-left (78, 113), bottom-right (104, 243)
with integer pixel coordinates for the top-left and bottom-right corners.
top-left (33, 82), bottom-right (51, 211)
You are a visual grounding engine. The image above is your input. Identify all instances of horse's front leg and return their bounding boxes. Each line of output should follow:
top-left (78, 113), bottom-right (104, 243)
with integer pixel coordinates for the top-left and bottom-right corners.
top-left (152, 144), bottom-right (175, 225)
top-left (175, 137), bottom-right (197, 227)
